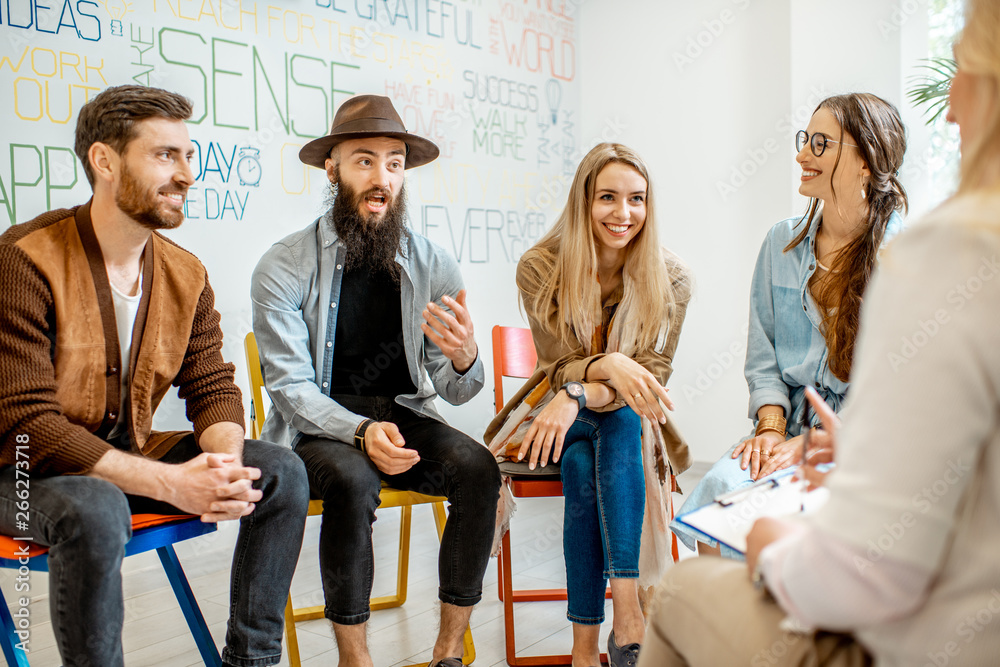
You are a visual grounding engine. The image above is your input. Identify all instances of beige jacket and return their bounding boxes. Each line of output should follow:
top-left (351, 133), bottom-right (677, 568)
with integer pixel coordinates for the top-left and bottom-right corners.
top-left (485, 246), bottom-right (693, 475)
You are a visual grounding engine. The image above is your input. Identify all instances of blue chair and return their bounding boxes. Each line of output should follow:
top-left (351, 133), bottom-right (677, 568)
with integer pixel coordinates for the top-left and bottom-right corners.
top-left (0, 514), bottom-right (222, 666)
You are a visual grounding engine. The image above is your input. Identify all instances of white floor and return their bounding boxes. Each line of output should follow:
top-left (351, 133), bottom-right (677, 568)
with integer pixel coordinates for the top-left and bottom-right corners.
top-left (0, 463), bottom-right (708, 667)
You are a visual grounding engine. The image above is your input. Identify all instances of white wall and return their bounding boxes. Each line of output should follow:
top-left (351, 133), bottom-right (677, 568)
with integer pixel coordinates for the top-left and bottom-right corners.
top-left (579, 0), bottom-right (932, 462)
top-left (0, 1), bottom-right (582, 443)
top-left (0, 1), bottom-right (937, 459)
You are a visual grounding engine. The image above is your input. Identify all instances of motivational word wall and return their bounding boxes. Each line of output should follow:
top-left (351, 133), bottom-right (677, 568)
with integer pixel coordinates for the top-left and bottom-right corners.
top-left (0, 0), bottom-right (581, 430)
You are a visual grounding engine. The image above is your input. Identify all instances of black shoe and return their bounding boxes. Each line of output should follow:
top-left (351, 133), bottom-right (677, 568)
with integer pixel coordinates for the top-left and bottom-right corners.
top-left (428, 658), bottom-right (464, 667)
top-left (607, 631), bottom-right (641, 667)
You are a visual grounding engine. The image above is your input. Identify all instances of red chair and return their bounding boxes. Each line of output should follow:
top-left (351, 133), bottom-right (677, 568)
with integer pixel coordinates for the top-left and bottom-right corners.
top-left (492, 325), bottom-right (610, 666)
top-left (0, 514), bottom-right (221, 667)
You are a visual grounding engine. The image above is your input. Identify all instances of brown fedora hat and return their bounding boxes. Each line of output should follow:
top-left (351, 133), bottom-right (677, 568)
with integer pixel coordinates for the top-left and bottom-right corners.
top-left (299, 95), bottom-right (439, 170)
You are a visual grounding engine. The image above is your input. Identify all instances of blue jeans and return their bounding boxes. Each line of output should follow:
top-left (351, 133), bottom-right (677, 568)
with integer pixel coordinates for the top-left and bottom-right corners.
top-left (560, 407), bottom-right (644, 625)
top-left (294, 395), bottom-right (501, 625)
top-left (0, 437), bottom-right (309, 667)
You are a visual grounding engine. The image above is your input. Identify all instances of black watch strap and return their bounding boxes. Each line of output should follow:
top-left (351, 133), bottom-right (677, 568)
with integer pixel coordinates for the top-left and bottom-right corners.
top-left (354, 419), bottom-right (375, 454)
top-left (561, 381), bottom-right (586, 411)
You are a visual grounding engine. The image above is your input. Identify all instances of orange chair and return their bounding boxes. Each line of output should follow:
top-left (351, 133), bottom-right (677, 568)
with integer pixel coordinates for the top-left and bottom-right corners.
top-left (0, 514), bottom-right (220, 666)
top-left (492, 325), bottom-right (601, 666)
top-left (243, 332), bottom-right (474, 667)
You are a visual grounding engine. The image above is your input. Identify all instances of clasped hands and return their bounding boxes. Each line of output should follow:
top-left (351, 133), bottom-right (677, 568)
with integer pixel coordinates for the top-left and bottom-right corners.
top-left (169, 453), bottom-right (262, 523)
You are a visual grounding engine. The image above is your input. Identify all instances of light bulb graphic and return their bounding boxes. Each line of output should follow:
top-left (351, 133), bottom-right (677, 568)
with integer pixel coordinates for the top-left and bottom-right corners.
top-left (101, 1), bottom-right (131, 37)
top-left (546, 79), bottom-right (562, 125)
top-left (100, 0), bottom-right (133, 19)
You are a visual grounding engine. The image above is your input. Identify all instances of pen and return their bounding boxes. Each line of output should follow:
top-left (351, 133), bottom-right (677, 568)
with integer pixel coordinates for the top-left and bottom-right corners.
top-left (799, 398), bottom-right (811, 511)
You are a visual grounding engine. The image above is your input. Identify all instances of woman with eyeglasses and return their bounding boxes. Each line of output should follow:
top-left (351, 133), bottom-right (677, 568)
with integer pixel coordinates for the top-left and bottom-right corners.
top-left (643, 1), bottom-right (1000, 663)
top-left (670, 92), bottom-right (907, 558)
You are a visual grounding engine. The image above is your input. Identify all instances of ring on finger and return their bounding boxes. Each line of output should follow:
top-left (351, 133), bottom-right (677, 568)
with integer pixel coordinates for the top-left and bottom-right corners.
top-left (633, 393), bottom-right (643, 401)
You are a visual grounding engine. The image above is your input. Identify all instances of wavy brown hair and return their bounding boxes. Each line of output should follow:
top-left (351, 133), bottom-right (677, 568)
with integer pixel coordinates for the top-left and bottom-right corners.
top-left (786, 93), bottom-right (908, 381)
top-left (74, 85), bottom-right (193, 187)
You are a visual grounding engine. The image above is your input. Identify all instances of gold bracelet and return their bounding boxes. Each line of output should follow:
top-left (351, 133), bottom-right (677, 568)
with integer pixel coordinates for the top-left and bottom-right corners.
top-left (755, 415), bottom-right (787, 437)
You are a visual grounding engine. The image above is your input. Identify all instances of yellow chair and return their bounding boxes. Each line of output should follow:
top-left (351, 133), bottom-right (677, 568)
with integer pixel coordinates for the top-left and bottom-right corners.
top-left (244, 332), bottom-right (475, 667)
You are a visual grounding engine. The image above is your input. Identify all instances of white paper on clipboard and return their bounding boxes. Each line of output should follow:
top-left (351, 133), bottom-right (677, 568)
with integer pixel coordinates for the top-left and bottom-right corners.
top-left (675, 469), bottom-right (830, 554)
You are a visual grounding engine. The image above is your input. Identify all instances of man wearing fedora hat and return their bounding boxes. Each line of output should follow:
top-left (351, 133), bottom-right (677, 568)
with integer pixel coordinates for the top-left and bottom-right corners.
top-left (251, 95), bottom-right (501, 667)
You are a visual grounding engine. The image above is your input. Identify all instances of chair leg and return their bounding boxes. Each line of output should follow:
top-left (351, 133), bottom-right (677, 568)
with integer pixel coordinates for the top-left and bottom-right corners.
top-left (284, 594), bottom-right (302, 667)
top-left (0, 588), bottom-right (30, 667)
top-left (460, 623), bottom-right (476, 665)
top-left (431, 500), bottom-right (447, 538)
top-left (156, 545), bottom-right (222, 667)
top-left (497, 552), bottom-right (506, 602)
top-left (501, 529), bottom-right (521, 665)
top-left (501, 528), bottom-right (581, 666)
top-left (371, 505), bottom-right (413, 610)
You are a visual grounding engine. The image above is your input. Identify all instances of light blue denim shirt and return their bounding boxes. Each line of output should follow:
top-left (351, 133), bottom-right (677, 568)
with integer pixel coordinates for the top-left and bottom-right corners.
top-left (250, 209), bottom-right (485, 448)
top-left (745, 211), bottom-right (903, 434)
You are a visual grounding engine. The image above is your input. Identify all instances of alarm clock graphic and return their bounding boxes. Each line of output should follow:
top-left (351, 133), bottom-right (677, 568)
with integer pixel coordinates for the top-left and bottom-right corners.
top-left (236, 147), bottom-right (261, 187)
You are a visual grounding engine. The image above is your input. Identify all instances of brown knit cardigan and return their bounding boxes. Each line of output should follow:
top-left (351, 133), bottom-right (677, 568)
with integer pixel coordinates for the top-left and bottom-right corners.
top-left (0, 201), bottom-right (244, 475)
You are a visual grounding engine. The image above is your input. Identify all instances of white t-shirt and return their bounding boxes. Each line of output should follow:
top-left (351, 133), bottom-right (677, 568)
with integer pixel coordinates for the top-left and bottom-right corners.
top-left (107, 273), bottom-right (142, 440)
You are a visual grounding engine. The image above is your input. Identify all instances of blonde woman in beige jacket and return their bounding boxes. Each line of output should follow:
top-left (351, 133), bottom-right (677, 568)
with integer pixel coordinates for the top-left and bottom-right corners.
top-left (486, 143), bottom-right (691, 667)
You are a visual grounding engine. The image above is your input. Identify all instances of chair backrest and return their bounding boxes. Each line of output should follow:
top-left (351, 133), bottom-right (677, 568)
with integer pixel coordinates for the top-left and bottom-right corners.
top-left (491, 325), bottom-right (538, 414)
top-left (244, 332), bottom-right (266, 440)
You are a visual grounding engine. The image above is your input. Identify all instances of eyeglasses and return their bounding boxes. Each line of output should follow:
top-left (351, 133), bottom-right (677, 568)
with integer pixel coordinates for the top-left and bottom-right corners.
top-left (795, 130), bottom-right (858, 157)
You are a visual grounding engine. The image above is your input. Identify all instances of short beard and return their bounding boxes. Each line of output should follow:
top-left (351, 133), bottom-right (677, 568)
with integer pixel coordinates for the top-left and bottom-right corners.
top-left (116, 160), bottom-right (185, 231)
top-left (327, 177), bottom-right (408, 282)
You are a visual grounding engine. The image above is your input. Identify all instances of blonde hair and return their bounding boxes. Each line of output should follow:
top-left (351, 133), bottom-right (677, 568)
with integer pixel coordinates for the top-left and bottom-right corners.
top-left (955, 0), bottom-right (1000, 193)
top-left (523, 143), bottom-right (685, 357)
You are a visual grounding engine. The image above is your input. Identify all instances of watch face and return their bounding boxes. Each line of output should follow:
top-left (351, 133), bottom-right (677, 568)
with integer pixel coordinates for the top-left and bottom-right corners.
top-left (567, 383), bottom-right (584, 398)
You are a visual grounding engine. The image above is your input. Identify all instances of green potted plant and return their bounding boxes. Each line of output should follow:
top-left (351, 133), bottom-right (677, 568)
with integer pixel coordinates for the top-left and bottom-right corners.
top-left (907, 57), bottom-right (957, 124)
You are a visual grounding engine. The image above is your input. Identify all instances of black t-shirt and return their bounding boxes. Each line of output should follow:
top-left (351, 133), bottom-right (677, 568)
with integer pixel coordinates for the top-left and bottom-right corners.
top-left (328, 265), bottom-right (417, 397)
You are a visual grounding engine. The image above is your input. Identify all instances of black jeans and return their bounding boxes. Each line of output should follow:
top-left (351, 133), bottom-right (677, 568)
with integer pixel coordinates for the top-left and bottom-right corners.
top-left (0, 437), bottom-right (309, 667)
top-left (294, 395), bottom-right (500, 625)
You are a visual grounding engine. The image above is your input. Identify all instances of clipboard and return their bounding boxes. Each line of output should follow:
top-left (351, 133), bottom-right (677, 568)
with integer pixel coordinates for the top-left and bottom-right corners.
top-left (675, 469), bottom-right (829, 554)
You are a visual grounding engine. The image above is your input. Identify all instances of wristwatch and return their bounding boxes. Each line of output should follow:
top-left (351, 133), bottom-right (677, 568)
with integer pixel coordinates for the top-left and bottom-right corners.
top-left (561, 381), bottom-right (586, 411)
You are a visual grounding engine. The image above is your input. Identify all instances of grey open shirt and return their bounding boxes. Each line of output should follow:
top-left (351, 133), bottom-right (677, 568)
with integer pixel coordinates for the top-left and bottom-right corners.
top-left (250, 209), bottom-right (484, 448)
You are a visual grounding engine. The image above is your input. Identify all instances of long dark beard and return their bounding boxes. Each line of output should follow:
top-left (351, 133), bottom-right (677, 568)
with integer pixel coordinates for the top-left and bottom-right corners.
top-left (327, 178), bottom-right (408, 283)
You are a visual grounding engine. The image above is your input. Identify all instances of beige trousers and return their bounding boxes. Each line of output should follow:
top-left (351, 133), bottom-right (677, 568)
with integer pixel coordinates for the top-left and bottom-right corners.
top-left (638, 558), bottom-right (872, 667)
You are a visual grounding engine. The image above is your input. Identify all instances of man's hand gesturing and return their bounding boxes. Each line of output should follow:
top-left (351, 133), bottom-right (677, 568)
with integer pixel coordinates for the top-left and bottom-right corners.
top-left (421, 289), bottom-right (478, 373)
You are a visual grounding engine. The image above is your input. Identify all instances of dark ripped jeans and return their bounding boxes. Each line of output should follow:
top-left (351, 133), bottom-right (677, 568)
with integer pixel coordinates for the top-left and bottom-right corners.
top-left (294, 395), bottom-right (500, 625)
